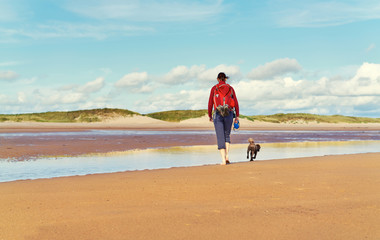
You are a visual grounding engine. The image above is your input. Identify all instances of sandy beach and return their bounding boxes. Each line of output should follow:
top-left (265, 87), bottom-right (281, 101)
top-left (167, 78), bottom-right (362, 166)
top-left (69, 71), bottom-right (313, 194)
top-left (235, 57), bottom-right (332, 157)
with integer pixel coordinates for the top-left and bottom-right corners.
top-left (4, 0), bottom-right (380, 238)
top-left (1, 117), bottom-right (380, 239)
top-left (0, 153), bottom-right (379, 240)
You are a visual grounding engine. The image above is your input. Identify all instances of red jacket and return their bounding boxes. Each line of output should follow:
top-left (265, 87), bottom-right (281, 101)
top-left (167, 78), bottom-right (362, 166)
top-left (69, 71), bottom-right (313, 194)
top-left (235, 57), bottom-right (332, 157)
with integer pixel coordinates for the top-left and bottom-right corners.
top-left (208, 82), bottom-right (239, 119)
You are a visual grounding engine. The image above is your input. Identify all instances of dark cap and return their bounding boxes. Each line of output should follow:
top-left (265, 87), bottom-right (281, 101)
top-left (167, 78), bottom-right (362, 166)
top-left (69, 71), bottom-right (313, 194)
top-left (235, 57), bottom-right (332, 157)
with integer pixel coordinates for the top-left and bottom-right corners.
top-left (217, 72), bottom-right (229, 81)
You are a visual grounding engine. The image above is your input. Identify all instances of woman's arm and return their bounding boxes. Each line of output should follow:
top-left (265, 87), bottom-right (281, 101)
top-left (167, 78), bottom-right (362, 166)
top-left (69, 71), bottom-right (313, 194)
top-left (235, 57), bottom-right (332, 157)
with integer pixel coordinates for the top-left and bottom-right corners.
top-left (208, 86), bottom-right (216, 121)
top-left (232, 87), bottom-right (239, 118)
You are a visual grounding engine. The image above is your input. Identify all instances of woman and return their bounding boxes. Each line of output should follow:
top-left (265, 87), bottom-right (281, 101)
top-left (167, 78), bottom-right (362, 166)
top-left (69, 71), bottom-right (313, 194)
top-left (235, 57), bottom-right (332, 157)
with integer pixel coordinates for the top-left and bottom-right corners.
top-left (208, 72), bottom-right (239, 165)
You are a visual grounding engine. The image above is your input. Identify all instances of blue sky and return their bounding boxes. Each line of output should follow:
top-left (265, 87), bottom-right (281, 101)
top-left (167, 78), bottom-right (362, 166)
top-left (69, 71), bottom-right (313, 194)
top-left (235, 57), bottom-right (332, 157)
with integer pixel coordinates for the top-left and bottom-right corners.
top-left (1, 0), bottom-right (380, 117)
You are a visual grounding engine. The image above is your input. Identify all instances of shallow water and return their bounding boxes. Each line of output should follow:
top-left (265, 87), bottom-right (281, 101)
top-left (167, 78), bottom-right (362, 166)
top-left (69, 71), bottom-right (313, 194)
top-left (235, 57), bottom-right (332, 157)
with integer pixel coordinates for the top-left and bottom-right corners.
top-left (1, 140), bottom-right (379, 183)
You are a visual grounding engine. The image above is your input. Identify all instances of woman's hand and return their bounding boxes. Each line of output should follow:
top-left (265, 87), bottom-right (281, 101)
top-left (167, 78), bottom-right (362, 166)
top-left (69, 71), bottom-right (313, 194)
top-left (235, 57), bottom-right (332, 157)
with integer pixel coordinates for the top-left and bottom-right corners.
top-left (209, 117), bottom-right (213, 122)
top-left (235, 117), bottom-right (239, 123)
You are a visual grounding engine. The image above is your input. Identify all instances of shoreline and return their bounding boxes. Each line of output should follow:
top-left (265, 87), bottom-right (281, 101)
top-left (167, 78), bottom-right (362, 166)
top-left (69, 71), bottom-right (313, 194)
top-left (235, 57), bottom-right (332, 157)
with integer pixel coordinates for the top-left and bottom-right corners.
top-left (2, 141), bottom-right (380, 183)
top-left (1, 152), bottom-right (380, 239)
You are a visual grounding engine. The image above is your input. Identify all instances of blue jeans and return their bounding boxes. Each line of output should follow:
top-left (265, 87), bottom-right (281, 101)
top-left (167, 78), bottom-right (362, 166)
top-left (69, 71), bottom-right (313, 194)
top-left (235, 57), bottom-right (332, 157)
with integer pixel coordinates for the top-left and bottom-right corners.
top-left (213, 111), bottom-right (234, 149)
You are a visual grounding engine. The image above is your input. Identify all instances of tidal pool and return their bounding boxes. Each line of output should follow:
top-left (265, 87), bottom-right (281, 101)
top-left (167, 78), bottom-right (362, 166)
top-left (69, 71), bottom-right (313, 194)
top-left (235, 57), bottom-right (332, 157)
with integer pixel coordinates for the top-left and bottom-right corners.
top-left (1, 140), bottom-right (379, 182)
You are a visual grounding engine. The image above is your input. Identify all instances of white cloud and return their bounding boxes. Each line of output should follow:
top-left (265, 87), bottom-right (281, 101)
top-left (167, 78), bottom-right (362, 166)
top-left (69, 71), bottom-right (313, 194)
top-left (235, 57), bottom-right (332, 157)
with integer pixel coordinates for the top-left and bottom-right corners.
top-left (114, 72), bottom-right (153, 93)
top-left (33, 89), bottom-right (85, 105)
top-left (135, 85), bottom-right (154, 93)
top-left (163, 65), bottom-right (194, 84)
top-left (115, 72), bottom-right (148, 87)
top-left (3, 76), bottom-right (109, 112)
top-left (61, 92), bottom-right (86, 104)
top-left (330, 62), bottom-right (380, 96)
top-left (78, 77), bottom-right (105, 93)
top-left (354, 62), bottom-right (380, 80)
top-left (65, 0), bottom-right (225, 22)
top-left (3, 59), bottom-right (380, 117)
top-left (0, 70), bottom-right (19, 81)
top-left (135, 89), bottom-right (209, 113)
top-left (197, 64), bottom-right (242, 83)
top-left (162, 65), bottom-right (205, 84)
top-left (58, 84), bottom-right (78, 91)
top-left (17, 91), bottom-right (26, 103)
top-left (234, 78), bottom-right (334, 115)
top-left (235, 62), bottom-right (380, 116)
top-left (56, 77), bottom-right (105, 93)
top-left (162, 64), bottom-right (242, 85)
top-left (283, 77), bottom-right (302, 88)
top-left (247, 58), bottom-right (302, 80)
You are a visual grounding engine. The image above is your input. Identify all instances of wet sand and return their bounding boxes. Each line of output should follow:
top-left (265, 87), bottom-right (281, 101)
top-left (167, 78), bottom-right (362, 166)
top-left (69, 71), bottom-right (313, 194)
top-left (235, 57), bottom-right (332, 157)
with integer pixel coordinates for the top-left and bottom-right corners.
top-left (0, 131), bottom-right (220, 160)
top-left (2, 119), bottom-right (380, 160)
top-left (1, 153), bottom-right (380, 240)
top-left (3, 130), bottom-right (380, 160)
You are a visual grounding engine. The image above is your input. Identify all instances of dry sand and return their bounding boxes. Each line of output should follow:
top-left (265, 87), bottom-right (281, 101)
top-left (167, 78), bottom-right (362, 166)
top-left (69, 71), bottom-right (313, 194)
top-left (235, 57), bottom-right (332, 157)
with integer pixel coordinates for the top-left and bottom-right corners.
top-left (1, 117), bottom-right (380, 239)
top-left (1, 153), bottom-right (380, 240)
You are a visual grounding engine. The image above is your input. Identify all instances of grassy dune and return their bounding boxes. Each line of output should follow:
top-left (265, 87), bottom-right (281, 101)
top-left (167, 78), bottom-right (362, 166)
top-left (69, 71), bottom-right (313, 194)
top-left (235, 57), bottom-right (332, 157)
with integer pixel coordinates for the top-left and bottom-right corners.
top-left (0, 108), bottom-right (138, 123)
top-left (241, 113), bottom-right (380, 124)
top-left (1, 109), bottom-right (380, 124)
top-left (145, 110), bottom-right (208, 122)
top-left (142, 110), bottom-right (380, 124)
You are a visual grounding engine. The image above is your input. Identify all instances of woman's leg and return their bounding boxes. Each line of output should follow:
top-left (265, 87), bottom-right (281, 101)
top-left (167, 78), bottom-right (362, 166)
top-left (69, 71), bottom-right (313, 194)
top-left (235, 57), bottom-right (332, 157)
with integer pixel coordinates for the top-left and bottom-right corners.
top-left (223, 112), bottom-right (234, 162)
top-left (219, 148), bottom-right (227, 165)
top-left (213, 112), bottom-right (226, 150)
top-left (214, 112), bottom-right (227, 164)
top-left (225, 142), bottom-right (230, 163)
top-left (214, 112), bottom-right (234, 165)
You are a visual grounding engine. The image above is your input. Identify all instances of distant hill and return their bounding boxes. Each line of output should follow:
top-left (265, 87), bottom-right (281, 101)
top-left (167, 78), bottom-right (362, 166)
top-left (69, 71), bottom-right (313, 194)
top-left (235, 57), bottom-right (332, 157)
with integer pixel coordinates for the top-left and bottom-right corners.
top-left (1, 108), bottom-right (380, 124)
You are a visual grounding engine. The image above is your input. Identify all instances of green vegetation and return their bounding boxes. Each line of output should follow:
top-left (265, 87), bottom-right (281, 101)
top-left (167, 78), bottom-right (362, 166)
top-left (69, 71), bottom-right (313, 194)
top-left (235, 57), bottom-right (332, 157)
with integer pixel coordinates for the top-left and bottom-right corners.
top-left (145, 110), bottom-right (208, 122)
top-left (241, 113), bottom-right (380, 124)
top-left (0, 108), bottom-right (138, 123)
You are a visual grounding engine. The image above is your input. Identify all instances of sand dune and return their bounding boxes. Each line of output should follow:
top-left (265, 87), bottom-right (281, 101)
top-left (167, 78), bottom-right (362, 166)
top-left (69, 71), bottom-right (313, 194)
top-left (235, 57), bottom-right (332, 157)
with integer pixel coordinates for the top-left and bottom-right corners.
top-left (2, 115), bottom-right (380, 132)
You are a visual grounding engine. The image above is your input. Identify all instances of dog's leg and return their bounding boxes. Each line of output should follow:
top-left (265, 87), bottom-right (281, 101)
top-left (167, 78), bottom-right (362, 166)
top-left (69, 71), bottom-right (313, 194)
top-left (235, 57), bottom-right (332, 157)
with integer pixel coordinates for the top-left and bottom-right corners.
top-left (253, 144), bottom-right (260, 159)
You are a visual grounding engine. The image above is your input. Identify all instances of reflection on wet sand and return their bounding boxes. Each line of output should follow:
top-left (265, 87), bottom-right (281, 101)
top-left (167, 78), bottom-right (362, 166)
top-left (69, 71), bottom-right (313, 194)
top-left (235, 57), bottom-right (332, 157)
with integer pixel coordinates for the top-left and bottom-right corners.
top-left (2, 130), bottom-right (380, 160)
top-left (1, 140), bottom-right (379, 182)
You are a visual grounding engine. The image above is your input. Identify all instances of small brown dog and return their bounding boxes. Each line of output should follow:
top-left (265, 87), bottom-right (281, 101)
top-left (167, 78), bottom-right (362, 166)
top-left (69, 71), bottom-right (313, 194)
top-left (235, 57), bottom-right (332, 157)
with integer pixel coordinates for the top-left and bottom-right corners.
top-left (247, 138), bottom-right (261, 161)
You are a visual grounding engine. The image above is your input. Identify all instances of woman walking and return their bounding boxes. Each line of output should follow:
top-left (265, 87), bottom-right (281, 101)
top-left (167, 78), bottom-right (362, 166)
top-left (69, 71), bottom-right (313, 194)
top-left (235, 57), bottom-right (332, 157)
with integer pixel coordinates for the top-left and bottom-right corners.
top-left (208, 72), bottom-right (239, 165)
